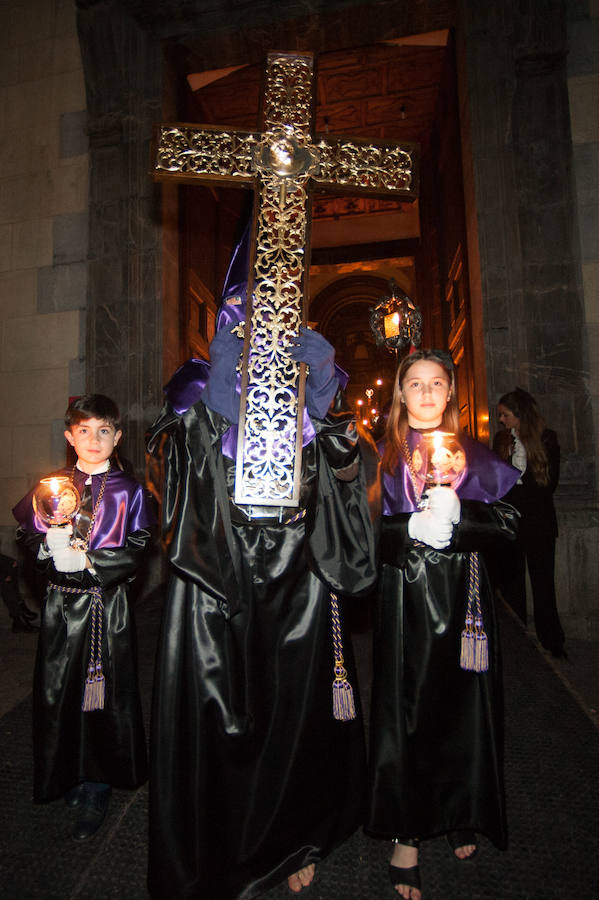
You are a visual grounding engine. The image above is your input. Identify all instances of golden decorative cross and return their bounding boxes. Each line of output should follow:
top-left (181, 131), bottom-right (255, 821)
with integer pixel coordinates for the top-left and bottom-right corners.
top-left (154, 51), bottom-right (418, 506)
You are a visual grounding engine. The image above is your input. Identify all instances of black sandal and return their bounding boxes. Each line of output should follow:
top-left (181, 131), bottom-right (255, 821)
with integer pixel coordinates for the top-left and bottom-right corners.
top-left (389, 838), bottom-right (421, 895)
top-left (446, 830), bottom-right (478, 861)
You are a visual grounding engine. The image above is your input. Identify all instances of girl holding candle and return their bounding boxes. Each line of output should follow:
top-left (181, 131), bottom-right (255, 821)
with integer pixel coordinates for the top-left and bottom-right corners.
top-left (366, 350), bottom-right (520, 899)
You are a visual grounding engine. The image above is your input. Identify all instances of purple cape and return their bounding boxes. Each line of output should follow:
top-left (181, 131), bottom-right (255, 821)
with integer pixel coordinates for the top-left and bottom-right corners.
top-left (13, 467), bottom-right (155, 548)
top-left (381, 429), bottom-right (520, 515)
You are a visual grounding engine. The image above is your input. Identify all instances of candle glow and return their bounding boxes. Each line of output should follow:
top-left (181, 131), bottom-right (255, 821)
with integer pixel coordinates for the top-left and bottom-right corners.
top-left (384, 311), bottom-right (400, 338)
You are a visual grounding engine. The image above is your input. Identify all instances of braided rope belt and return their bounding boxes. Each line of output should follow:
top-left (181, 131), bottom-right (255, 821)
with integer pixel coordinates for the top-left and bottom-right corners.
top-left (47, 582), bottom-right (105, 711)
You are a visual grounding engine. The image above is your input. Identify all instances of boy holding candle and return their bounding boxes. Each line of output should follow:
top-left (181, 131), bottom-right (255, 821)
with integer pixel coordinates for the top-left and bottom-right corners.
top-left (13, 394), bottom-right (155, 841)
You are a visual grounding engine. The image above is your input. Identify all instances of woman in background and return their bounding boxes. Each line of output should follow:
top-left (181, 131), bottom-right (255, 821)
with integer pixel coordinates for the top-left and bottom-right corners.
top-left (493, 387), bottom-right (566, 659)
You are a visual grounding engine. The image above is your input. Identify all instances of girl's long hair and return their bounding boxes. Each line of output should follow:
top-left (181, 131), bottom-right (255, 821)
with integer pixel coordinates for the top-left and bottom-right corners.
top-left (381, 349), bottom-right (459, 474)
top-left (497, 387), bottom-right (549, 486)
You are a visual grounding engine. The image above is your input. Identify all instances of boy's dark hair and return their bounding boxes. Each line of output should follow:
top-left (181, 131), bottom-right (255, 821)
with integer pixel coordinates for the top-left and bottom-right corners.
top-left (65, 394), bottom-right (121, 430)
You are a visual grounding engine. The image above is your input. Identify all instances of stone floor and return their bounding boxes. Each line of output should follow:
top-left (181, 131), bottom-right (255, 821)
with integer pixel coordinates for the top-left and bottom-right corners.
top-left (1, 589), bottom-right (598, 899)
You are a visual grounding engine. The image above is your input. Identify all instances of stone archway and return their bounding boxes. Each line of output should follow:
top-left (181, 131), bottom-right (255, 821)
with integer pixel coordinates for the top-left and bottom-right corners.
top-left (309, 274), bottom-right (407, 416)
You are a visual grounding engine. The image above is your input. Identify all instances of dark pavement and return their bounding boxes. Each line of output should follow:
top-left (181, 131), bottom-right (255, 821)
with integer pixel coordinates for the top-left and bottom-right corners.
top-left (1, 590), bottom-right (598, 899)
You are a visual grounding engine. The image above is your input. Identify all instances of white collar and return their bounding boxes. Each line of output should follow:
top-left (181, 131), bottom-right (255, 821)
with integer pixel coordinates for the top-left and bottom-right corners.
top-left (75, 460), bottom-right (111, 478)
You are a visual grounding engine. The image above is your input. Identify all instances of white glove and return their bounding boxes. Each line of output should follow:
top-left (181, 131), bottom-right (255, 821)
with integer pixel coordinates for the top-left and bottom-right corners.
top-left (45, 523), bottom-right (73, 552)
top-left (408, 510), bottom-right (453, 549)
top-left (53, 547), bottom-right (87, 572)
top-left (427, 487), bottom-right (461, 524)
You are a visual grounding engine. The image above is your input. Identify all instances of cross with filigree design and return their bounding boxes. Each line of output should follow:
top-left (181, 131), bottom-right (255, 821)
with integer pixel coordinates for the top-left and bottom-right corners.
top-left (154, 51), bottom-right (418, 506)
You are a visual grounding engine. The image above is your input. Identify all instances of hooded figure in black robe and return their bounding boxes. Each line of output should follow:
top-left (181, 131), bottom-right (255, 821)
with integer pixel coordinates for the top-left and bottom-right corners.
top-left (147, 232), bottom-right (377, 899)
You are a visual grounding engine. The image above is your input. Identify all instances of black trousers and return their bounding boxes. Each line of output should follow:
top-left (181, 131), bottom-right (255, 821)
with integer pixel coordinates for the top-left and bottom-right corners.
top-left (500, 535), bottom-right (565, 653)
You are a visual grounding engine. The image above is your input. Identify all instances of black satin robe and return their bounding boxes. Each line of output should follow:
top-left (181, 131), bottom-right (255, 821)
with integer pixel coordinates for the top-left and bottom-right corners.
top-left (147, 394), bottom-right (376, 899)
top-left (14, 469), bottom-right (154, 802)
top-left (367, 497), bottom-right (518, 849)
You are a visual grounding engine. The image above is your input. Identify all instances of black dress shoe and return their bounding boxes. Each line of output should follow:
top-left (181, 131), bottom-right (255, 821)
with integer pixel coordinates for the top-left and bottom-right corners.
top-left (65, 783), bottom-right (87, 808)
top-left (72, 787), bottom-right (111, 842)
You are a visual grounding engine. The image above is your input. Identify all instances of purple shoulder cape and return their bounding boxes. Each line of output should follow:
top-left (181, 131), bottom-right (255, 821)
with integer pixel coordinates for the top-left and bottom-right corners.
top-left (164, 358), bottom-right (211, 416)
top-left (381, 429), bottom-right (520, 515)
top-left (13, 467), bottom-right (155, 549)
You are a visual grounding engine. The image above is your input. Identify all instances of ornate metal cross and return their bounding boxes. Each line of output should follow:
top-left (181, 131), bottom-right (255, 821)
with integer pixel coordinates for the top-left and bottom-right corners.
top-left (154, 51), bottom-right (418, 506)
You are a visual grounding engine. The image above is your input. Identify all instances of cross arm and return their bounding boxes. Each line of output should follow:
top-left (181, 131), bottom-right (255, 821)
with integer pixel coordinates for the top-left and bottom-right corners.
top-left (153, 123), bottom-right (259, 187)
top-left (313, 135), bottom-right (419, 198)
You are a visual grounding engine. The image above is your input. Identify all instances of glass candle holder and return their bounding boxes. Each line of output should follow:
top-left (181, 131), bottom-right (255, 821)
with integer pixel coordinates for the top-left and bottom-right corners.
top-left (421, 431), bottom-right (466, 488)
top-left (33, 476), bottom-right (81, 527)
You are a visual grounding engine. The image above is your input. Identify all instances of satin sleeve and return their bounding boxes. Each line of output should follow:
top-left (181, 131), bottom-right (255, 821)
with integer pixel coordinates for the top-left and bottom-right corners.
top-left (449, 500), bottom-right (519, 553)
top-left (379, 501), bottom-right (519, 567)
top-left (147, 402), bottom-right (185, 537)
top-left (16, 525), bottom-right (51, 575)
top-left (313, 388), bottom-right (360, 471)
top-left (379, 513), bottom-right (412, 568)
top-left (86, 528), bottom-right (152, 590)
top-left (306, 391), bottom-right (377, 597)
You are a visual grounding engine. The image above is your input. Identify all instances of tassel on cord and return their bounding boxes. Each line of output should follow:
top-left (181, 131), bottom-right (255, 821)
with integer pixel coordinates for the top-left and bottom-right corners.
top-left (474, 616), bottom-right (489, 672)
top-left (460, 611), bottom-right (475, 670)
top-left (330, 592), bottom-right (356, 721)
top-left (460, 552), bottom-right (489, 673)
top-left (82, 589), bottom-right (105, 711)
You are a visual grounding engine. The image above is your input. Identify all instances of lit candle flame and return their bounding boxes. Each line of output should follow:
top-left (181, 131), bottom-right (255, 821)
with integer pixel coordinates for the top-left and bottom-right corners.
top-left (49, 477), bottom-right (60, 495)
top-left (384, 311), bottom-right (401, 338)
top-left (431, 431), bottom-right (447, 469)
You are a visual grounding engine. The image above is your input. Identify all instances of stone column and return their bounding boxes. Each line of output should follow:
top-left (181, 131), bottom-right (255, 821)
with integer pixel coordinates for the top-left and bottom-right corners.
top-left (76, 0), bottom-right (163, 473)
top-left (461, 0), bottom-right (598, 634)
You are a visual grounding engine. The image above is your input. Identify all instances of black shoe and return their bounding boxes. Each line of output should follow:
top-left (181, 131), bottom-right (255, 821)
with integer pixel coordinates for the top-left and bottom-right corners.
top-left (11, 616), bottom-right (39, 633)
top-left (65, 783), bottom-right (87, 808)
top-left (389, 839), bottom-right (421, 894)
top-left (72, 787), bottom-right (111, 842)
top-left (389, 862), bottom-right (421, 894)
